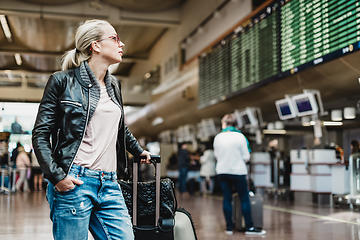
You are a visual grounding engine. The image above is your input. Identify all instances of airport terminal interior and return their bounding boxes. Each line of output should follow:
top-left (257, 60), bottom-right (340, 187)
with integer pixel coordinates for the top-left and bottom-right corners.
top-left (1, 0), bottom-right (360, 239)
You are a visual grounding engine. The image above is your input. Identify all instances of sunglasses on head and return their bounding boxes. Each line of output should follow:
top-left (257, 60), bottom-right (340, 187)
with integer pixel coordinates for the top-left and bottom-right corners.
top-left (89, 35), bottom-right (121, 50)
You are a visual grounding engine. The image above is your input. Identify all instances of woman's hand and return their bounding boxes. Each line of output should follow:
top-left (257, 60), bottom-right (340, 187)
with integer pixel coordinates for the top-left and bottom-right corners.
top-left (140, 150), bottom-right (151, 164)
top-left (55, 175), bottom-right (84, 192)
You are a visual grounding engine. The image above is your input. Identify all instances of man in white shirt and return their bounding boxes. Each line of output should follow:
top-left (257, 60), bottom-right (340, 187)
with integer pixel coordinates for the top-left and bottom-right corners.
top-left (213, 114), bottom-right (266, 235)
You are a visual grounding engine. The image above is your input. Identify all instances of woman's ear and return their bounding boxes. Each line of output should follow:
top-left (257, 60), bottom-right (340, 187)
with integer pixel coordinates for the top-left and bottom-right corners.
top-left (91, 42), bottom-right (101, 53)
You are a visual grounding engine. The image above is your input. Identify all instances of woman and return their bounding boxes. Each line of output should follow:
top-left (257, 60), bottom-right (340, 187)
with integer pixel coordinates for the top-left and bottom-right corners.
top-left (15, 146), bottom-right (30, 192)
top-left (199, 142), bottom-right (216, 194)
top-left (32, 19), bottom-right (151, 240)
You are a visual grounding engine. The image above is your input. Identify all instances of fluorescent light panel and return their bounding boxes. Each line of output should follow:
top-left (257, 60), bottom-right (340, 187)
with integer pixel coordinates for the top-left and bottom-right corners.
top-left (14, 53), bottom-right (22, 65)
top-left (263, 129), bottom-right (286, 134)
top-left (323, 121), bottom-right (343, 126)
top-left (0, 15), bottom-right (12, 42)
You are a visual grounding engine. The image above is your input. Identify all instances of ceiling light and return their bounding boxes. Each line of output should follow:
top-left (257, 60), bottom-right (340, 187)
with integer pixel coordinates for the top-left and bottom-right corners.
top-left (267, 122), bottom-right (274, 130)
top-left (144, 73), bottom-right (151, 79)
top-left (323, 121), bottom-right (343, 126)
top-left (186, 37), bottom-right (192, 44)
top-left (180, 42), bottom-right (186, 49)
top-left (331, 109), bottom-right (342, 121)
top-left (344, 107), bottom-right (356, 119)
top-left (152, 117), bottom-right (163, 126)
top-left (214, 10), bottom-right (221, 18)
top-left (14, 53), bottom-right (22, 66)
top-left (274, 121), bottom-right (284, 130)
top-left (301, 116), bottom-right (311, 126)
top-left (0, 15), bottom-right (12, 42)
top-left (197, 27), bottom-right (204, 34)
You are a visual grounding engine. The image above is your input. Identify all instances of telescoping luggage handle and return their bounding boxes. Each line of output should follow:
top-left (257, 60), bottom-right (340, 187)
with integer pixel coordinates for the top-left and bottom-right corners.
top-left (133, 155), bottom-right (161, 227)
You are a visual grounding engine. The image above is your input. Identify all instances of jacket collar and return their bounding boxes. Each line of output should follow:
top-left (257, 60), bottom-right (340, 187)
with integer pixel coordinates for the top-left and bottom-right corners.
top-left (74, 66), bottom-right (91, 89)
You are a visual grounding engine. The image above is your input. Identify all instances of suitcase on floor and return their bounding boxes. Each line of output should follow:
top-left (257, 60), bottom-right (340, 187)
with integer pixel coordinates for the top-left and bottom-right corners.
top-left (174, 208), bottom-right (198, 240)
top-left (131, 155), bottom-right (174, 240)
top-left (233, 192), bottom-right (263, 230)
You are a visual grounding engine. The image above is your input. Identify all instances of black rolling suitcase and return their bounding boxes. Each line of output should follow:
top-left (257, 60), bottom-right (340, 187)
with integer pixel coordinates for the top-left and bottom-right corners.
top-left (131, 155), bottom-right (174, 240)
top-left (121, 155), bottom-right (198, 240)
top-left (233, 193), bottom-right (263, 230)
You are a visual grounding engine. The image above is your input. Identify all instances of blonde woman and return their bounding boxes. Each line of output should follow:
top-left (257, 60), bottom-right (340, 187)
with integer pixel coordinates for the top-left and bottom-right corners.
top-left (15, 146), bottom-right (30, 192)
top-left (32, 19), bottom-right (151, 240)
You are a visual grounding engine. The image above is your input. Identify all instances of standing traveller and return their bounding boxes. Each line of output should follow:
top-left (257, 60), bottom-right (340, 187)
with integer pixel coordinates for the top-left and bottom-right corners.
top-left (199, 142), bottom-right (216, 195)
top-left (32, 19), bottom-right (151, 240)
top-left (213, 114), bottom-right (266, 235)
top-left (15, 146), bottom-right (30, 192)
top-left (177, 143), bottom-right (191, 196)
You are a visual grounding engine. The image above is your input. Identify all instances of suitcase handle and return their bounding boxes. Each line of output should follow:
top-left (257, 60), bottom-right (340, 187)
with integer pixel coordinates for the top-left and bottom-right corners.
top-left (132, 155), bottom-right (161, 227)
top-left (134, 155), bottom-right (161, 163)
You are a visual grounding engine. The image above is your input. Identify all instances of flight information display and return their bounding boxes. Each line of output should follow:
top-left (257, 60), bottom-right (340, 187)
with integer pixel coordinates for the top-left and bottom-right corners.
top-left (198, 42), bottom-right (231, 107)
top-left (199, 2), bottom-right (279, 108)
top-left (281, 0), bottom-right (360, 72)
top-left (230, 5), bottom-right (279, 93)
top-left (198, 0), bottom-right (360, 109)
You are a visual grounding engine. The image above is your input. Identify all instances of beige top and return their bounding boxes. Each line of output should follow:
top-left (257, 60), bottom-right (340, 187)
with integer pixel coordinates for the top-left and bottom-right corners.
top-left (73, 86), bottom-right (121, 172)
top-left (16, 151), bottom-right (30, 170)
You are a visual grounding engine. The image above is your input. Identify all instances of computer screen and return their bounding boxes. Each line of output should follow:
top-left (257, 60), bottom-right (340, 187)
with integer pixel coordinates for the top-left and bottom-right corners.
top-left (275, 98), bottom-right (297, 120)
top-left (291, 93), bottom-right (319, 117)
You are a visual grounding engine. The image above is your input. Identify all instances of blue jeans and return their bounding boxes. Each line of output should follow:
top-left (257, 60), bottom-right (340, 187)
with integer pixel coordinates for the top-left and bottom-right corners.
top-left (46, 164), bottom-right (134, 240)
top-left (178, 167), bottom-right (188, 193)
top-left (218, 174), bottom-right (253, 231)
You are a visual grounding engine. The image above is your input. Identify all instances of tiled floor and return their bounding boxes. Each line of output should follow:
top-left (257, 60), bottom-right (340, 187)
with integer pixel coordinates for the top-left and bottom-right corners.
top-left (1, 190), bottom-right (360, 239)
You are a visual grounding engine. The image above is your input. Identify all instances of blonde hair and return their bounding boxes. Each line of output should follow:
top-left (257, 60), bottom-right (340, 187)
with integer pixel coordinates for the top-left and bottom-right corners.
top-left (61, 19), bottom-right (111, 71)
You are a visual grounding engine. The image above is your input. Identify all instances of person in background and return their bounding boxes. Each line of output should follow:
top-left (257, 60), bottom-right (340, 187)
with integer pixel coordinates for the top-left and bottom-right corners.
top-left (15, 146), bottom-right (30, 192)
top-left (177, 143), bottom-right (191, 196)
top-left (11, 117), bottom-right (23, 134)
top-left (11, 142), bottom-right (22, 164)
top-left (213, 113), bottom-right (266, 235)
top-left (187, 149), bottom-right (201, 195)
top-left (199, 141), bottom-right (216, 195)
top-left (31, 149), bottom-right (43, 191)
top-left (351, 140), bottom-right (360, 155)
top-left (32, 19), bottom-right (151, 240)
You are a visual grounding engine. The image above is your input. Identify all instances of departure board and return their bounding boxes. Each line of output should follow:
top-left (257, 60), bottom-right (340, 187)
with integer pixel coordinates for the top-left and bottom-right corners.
top-left (230, 6), bottom-right (279, 93)
top-left (198, 0), bottom-right (360, 109)
top-left (198, 42), bottom-right (230, 107)
top-left (199, 2), bottom-right (279, 108)
top-left (281, 0), bottom-right (360, 72)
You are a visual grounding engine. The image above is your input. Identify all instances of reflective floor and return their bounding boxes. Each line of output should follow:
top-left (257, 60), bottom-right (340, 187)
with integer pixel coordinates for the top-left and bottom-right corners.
top-left (1, 190), bottom-right (360, 240)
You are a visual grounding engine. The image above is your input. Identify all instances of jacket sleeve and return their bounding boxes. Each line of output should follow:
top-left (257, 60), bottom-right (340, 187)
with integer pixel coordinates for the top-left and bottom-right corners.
top-left (32, 73), bottom-right (67, 186)
top-left (124, 124), bottom-right (144, 156)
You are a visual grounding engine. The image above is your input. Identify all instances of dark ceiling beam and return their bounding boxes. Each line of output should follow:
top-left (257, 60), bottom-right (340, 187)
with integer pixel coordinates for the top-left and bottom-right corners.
top-left (0, 0), bottom-right (181, 28)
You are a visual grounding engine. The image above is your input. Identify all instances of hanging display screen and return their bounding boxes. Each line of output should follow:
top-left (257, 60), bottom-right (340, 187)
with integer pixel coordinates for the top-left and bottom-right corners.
top-left (198, 0), bottom-right (360, 109)
top-left (281, 0), bottom-right (360, 73)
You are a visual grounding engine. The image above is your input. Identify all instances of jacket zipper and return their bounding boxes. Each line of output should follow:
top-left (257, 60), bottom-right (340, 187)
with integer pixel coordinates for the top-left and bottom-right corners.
top-left (52, 129), bottom-right (60, 154)
top-left (66, 89), bottom-right (91, 175)
top-left (60, 100), bottom-right (82, 107)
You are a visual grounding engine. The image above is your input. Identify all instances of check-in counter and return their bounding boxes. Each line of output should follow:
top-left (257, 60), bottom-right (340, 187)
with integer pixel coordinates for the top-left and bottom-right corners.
top-left (251, 152), bottom-right (273, 188)
top-left (290, 149), bottom-right (349, 205)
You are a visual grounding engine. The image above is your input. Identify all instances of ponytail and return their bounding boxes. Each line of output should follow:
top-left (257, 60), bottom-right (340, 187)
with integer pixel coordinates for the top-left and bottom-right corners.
top-left (60, 19), bottom-right (110, 71)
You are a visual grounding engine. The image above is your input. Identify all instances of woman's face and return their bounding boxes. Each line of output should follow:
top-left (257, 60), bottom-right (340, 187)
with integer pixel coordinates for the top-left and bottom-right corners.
top-left (97, 24), bottom-right (125, 65)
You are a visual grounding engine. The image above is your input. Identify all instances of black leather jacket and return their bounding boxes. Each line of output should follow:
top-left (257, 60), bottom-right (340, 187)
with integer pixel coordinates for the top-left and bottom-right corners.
top-left (32, 67), bottom-right (143, 186)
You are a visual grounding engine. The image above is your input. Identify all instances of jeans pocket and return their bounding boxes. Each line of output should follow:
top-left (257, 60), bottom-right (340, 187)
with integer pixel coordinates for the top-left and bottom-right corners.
top-left (56, 185), bottom-right (77, 195)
